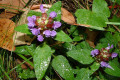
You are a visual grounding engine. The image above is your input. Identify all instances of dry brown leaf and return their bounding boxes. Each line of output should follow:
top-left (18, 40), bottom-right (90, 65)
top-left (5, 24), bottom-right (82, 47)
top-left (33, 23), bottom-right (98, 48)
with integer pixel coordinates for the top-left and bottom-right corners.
top-left (61, 8), bottom-right (76, 24)
top-left (0, 0), bottom-right (29, 12)
top-left (31, 4), bottom-right (76, 25)
top-left (0, 0), bottom-right (29, 18)
top-left (0, 18), bottom-right (15, 51)
top-left (0, 11), bottom-right (16, 18)
top-left (85, 29), bottom-right (99, 48)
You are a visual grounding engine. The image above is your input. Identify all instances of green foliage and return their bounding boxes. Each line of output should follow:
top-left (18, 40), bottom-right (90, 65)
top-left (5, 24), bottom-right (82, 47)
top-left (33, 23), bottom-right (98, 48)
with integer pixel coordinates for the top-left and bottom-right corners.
top-left (3, 1), bottom-right (120, 80)
top-left (75, 68), bottom-right (91, 80)
top-left (62, 42), bottom-right (76, 51)
top-left (104, 60), bottom-right (120, 77)
top-left (52, 55), bottom-right (74, 80)
top-left (76, 41), bottom-right (92, 50)
top-left (15, 24), bottom-right (32, 35)
top-left (27, 10), bottom-right (42, 16)
top-left (55, 30), bottom-right (73, 42)
top-left (67, 49), bottom-right (94, 64)
top-left (47, 1), bottom-right (61, 21)
top-left (89, 62), bottom-right (100, 75)
top-left (18, 69), bottom-right (36, 79)
top-left (14, 44), bottom-right (36, 56)
top-left (33, 43), bottom-right (52, 80)
top-left (75, 0), bottom-right (110, 30)
top-left (99, 32), bottom-right (118, 46)
top-left (92, 0), bottom-right (110, 18)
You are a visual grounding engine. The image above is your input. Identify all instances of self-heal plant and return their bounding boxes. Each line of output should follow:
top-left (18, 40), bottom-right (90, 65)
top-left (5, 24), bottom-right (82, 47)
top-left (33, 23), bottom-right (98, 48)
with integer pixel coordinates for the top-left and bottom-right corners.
top-left (91, 44), bottom-right (118, 70)
top-left (27, 4), bottom-right (61, 42)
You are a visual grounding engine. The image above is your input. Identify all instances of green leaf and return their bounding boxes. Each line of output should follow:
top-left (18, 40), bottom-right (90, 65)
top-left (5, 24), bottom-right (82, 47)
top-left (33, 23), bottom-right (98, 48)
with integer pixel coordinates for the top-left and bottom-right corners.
top-left (99, 32), bottom-right (118, 46)
top-left (75, 9), bottom-right (107, 30)
top-left (14, 44), bottom-right (36, 55)
top-left (75, 68), bottom-right (91, 80)
top-left (45, 76), bottom-right (51, 80)
top-left (27, 10), bottom-right (42, 16)
top-left (55, 30), bottom-right (72, 42)
top-left (67, 49), bottom-right (94, 64)
top-left (47, 1), bottom-right (61, 21)
top-left (76, 41), bottom-right (92, 50)
top-left (110, 15), bottom-right (120, 22)
top-left (15, 24), bottom-right (31, 35)
top-left (75, 0), bottom-right (110, 30)
top-left (62, 42), bottom-right (76, 51)
top-left (104, 61), bottom-right (120, 77)
top-left (89, 62), bottom-right (100, 75)
top-left (52, 55), bottom-right (74, 80)
top-left (70, 25), bottom-right (79, 37)
top-left (92, 0), bottom-right (110, 18)
top-left (73, 36), bottom-right (83, 41)
top-left (33, 44), bottom-right (52, 80)
top-left (18, 69), bottom-right (36, 79)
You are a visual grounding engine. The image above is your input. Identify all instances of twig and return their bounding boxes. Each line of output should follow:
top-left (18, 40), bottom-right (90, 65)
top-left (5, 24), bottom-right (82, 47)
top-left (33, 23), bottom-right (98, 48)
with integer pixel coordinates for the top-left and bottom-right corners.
top-left (113, 25), bottom-right (120, 32)
top-left (54, 70), bottom-right (63, 80)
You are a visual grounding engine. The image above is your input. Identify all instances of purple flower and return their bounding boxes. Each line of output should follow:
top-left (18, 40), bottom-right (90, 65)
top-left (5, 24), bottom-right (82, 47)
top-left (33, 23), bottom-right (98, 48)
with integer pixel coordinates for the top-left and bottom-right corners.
top-left (111, 53), bottom-right (118, 59)
top-left (43, 30), bottom-right (51, 37)
top-left (27, 15), bottom-right (36, 27)
top-left (52, 21), bottom-right (61, 29)
top-left (40, 4), bottom-right (45, 13)
top-left (32, 15), bottom-right (36, 21)
top-left (51, 30), bottom-right (57, 37)
top-left (49, 11), bottom-right (57, 18)
top-left (100, 61), bottom-right (114, 70)
top-left (27, 23), bottom-right (35, 27)
top-left (106, 44), bottom-right (113, 50)
top-left (31, 28), bottom-right (40, 36)
top-left (37, 35), bottom-right (44, 42)
top-left (91, 49), bottom-right (99, 57)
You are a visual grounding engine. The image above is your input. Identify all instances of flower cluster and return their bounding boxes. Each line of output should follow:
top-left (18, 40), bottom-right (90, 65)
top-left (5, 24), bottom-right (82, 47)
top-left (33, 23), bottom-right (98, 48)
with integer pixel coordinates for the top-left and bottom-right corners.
top-left (91, 44), bottom-right (118, 70)
top-left (27, 4), bottom-right (61, 42)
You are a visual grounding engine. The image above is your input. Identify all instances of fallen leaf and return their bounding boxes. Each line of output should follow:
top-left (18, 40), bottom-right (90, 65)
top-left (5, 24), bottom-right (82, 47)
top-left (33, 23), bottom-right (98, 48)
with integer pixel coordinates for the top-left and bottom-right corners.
top-left (85, 29), bottom-right (99, 48)
top-left (0, 0), bottom-right (29, 12)
top-left (0, 18), bottom-right (16, 51)
top-left (0, 0), bottom-right (29, 18)
top-left (0, 12), bottom-right (16, 18)
top-left (61, 8), bottom-right (76, 24)
top-left (31, 4), bottom-right (76, 25)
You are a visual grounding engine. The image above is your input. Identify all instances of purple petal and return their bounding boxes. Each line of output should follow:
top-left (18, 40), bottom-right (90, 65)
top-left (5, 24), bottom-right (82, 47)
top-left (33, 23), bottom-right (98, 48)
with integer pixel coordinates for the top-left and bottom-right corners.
top-left (51, 30), bottom-right (57, 37)
top-left (43, 30), bottom-right (51, 37)
top-left (31, 28), bottom-right (40, 36)
top-left (100, 61), bottom-right (114, 70)
top-left (106, 44), bottom-right (114, 50)
top-left (91, 49), bottom-right (99, 57)
top-left (49, 11), bottom-right (57, 18)
top-left (40, 4), bottom-right (45, 13)
top-left (94, 49), bottom-right (99, 55)
top-left (37, 35), bottom-right (44, 42)
top-left (52, 21), bottom-right (61, 29)
top-left (27, 16), bottom-right (33, 23)
top-left (32, 15), bottom-right (36, 21)
top-left (27, 22), bottom-right (35, 27)
top-left (111, 53), bottom-right (118, 59)
top-left (111, 44), bottom-right (114, 49)
top-left (91, 50), bottom-right (95, 57)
